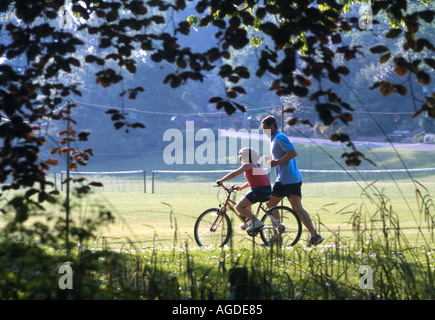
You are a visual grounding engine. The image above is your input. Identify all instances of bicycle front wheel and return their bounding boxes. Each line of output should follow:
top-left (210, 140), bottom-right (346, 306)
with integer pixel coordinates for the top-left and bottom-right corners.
top-left (194, 208), bottom-right (232, 248)
top-left (260, 206), bottom-right (302, 247)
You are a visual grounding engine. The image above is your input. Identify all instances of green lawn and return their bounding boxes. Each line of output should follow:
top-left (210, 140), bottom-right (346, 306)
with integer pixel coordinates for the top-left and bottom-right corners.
top-left (2, 141), bottom-right (434, 249)
top-left (28, 175), bottom-right (432, 249)
top-left (1, 182), bottom-right (433, 300)
top-left (1, 141), bottom-right (434, 301)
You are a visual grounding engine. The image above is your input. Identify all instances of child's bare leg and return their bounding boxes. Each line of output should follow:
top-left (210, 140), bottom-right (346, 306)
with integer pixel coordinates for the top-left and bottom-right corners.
top-left (236, 197), bottom-right (256, 221)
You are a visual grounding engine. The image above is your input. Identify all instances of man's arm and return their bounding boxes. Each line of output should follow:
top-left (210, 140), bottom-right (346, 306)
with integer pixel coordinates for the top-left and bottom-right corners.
top-left (269, 150), bottom-right (297, 168)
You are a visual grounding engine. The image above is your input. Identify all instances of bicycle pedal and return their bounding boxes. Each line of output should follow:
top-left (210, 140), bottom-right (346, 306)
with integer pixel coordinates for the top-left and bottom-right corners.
top-left (277, 225), bottom-right (286, 233)
top-left (247, 230), bottom-right (258, 237)
top-left (247, 227), bottom-right (263, 237)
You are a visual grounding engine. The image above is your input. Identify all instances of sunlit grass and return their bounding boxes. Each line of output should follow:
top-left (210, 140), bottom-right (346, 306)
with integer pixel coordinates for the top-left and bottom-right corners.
top-left (1, 141), bottom-right (434, 299)
top-left (1, 179), bottom-right (434, 300)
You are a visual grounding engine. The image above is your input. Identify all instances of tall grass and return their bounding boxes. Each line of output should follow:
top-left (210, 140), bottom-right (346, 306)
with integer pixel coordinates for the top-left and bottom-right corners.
top-left (87, 228), bottom-right (433, 299)
top-left (72, 185), bottom-right (433, 300)
top-left (0, 177), bottom-right (434, 300)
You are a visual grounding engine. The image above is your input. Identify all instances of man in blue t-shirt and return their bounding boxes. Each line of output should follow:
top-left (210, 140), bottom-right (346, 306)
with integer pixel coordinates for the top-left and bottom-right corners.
top-left (261, 115), bottom-right (323, 247)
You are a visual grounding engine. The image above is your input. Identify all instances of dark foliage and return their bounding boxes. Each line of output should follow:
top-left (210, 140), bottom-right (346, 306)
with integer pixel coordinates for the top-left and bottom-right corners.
top-left (0, 0), bottom-right (433, 202)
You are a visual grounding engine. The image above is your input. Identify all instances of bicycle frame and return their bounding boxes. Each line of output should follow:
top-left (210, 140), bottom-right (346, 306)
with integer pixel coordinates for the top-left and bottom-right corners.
top-left (195, 185), bottom-right (302, 247)
top-left (213, 185), bottom-right (277, 232)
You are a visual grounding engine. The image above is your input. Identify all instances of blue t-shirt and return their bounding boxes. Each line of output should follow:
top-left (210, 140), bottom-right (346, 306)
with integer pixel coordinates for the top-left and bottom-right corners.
top-left (270, 131), bottom-right (302, 184)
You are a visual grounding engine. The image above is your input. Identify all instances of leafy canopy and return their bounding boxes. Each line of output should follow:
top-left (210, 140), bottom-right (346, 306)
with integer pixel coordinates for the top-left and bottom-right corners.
top-left (0, 0), bottom-right (434, 202)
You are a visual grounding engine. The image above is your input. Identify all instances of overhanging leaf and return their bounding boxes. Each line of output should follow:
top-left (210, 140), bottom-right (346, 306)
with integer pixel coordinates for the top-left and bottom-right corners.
top-left (385, 29), bottom-right (402, 39)
top-left (369, 45), bottom-right (389, 54)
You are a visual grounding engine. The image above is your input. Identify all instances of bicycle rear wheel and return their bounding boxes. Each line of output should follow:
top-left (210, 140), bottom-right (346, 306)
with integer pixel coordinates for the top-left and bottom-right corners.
top-left (194, 208), bottom-right (232, 248)
top-left (260, 206), bottom-right (302, 247)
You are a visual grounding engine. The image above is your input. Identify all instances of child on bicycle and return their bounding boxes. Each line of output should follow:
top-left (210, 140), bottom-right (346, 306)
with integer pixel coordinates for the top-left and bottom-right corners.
top-left (216, 147), bottom-right (271, 235)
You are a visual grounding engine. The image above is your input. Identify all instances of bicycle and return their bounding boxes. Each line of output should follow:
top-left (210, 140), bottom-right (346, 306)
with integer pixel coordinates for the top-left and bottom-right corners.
top-left (194, 184), bottom-right (302, 248)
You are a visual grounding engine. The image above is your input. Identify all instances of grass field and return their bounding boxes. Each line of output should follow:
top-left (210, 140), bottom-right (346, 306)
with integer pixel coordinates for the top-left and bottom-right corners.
top-left (1, 142), bottom-right (434, 300)
top-left (1, 141), bottom-right (435, 249)
top-left (12, 175), bottom-right (429, 250)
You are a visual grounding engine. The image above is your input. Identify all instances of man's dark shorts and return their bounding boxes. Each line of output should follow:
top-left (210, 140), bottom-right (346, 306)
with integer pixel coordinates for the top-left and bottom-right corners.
top-left (245, 186), bottom-right (271, 204)
top-left (271, 182), bottom-right (302, 198)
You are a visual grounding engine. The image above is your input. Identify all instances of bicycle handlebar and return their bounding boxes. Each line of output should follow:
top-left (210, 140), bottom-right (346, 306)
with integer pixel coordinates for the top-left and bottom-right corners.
top-left (214, 184), bottom-right (238, 193)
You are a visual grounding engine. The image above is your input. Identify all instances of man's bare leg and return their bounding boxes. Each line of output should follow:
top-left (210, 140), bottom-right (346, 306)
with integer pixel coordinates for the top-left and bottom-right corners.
top-left (288, 194), bottom-right (317, 237)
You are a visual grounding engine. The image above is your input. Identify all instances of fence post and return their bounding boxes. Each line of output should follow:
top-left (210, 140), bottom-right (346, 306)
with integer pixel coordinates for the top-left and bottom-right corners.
top-left (143, 170), bottom-right (147, 193)
top-left (65, 102), bottom-right (71, 252)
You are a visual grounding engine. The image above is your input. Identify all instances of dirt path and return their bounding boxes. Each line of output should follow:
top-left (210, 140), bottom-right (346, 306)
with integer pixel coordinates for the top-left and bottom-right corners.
top-left (290, 137), bottom-right (435, 151)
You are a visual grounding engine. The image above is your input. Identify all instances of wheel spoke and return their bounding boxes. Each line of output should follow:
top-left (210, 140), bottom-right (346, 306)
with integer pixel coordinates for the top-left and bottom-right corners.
top-left (260, 206), bottom-right (302, 247)
top-left (194, 209), bottom-right (231, 247)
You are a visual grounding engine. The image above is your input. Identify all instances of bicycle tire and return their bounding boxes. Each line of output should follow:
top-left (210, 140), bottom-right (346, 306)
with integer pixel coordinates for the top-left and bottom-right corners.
top-left (260, 206), bottom-right (302, 247)
top-left (194, 208), bottom-right (232, 247)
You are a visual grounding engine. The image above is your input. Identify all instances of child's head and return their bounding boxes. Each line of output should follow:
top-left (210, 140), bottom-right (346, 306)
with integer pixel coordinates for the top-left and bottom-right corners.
top-left (239, 147), bottom-right (260, 164)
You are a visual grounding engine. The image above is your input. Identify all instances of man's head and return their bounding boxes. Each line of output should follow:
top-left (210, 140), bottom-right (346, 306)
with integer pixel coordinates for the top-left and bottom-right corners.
top-left (261, 115), bottom-right (278, 137)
